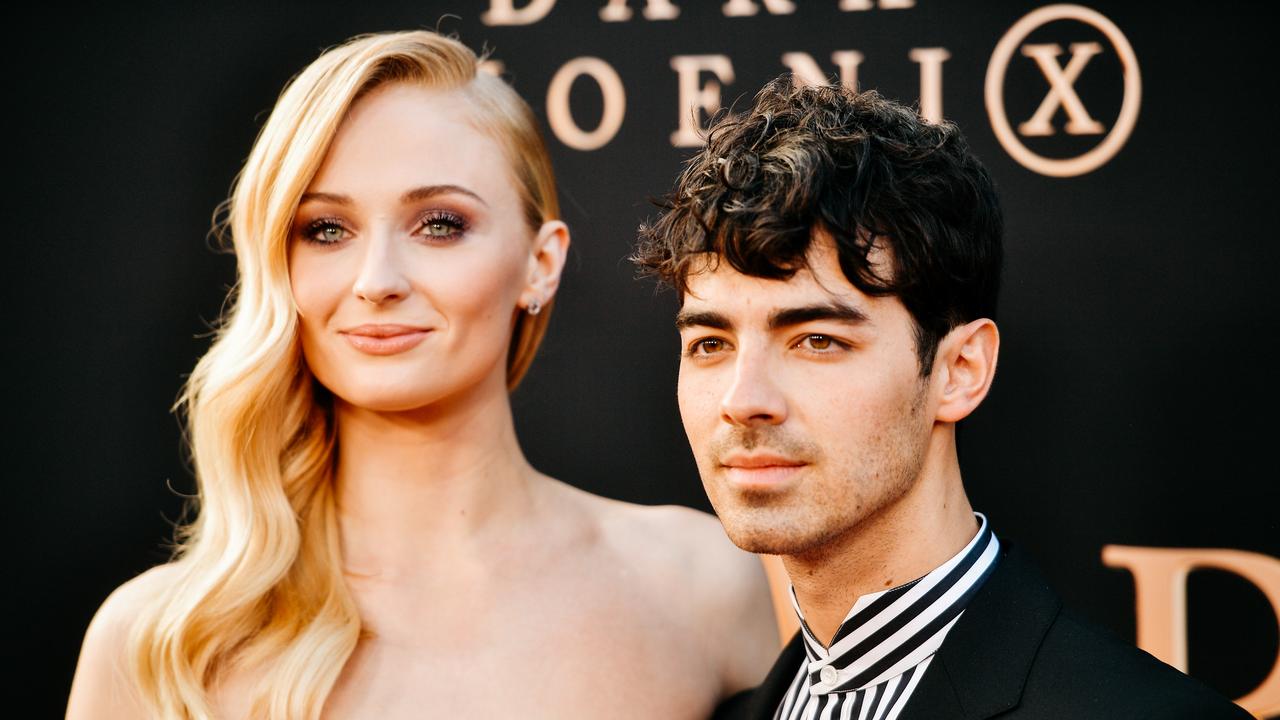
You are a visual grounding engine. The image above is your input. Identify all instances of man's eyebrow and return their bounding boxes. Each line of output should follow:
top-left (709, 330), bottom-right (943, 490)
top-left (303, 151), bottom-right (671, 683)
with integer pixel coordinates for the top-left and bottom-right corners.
top-left (675, 310), bottom-right (732, 331)
top-left (298, 184), bottom-right (488, 207)
top-left (768, 302), bottom-right (870, 330)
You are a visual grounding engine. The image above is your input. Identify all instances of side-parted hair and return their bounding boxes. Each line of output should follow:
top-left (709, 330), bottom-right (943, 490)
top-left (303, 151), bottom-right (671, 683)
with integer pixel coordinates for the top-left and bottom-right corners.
top-left (633, 75), bottom-right (1003, 376)
top-left (126, 30), bottom-right (559, 720)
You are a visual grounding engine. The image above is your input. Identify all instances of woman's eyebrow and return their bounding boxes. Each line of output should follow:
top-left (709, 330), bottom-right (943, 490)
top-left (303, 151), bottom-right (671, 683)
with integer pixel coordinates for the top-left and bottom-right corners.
top-left (400, 184), bottom-right (488, 207)
top-left (299, 184), bottom-right (488, 207)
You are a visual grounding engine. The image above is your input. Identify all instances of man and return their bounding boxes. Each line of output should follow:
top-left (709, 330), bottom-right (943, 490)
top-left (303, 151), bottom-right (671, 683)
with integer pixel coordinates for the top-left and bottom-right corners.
top-left (634, 76), bottom-right (1250, 720)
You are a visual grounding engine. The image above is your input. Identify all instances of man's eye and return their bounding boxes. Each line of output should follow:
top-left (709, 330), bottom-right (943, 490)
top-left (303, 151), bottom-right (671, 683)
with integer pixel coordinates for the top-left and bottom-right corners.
top-left (798, 334), bottom-right (842, 352)
top-left (688, 338), bottom-right (729, 357)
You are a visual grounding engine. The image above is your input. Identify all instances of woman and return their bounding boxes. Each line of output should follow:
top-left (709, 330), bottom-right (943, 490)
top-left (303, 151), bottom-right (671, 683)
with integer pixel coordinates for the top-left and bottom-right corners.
top-left (65, 30), bottom-right (777, 719)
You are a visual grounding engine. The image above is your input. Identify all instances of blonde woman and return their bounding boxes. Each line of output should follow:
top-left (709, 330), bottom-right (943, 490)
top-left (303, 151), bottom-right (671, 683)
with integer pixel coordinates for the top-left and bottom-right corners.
top-left (65, 30), bottom-right (777, 720)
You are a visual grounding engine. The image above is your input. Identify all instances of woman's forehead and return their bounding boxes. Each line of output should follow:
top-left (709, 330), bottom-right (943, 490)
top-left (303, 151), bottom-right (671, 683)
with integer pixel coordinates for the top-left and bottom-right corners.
top-left (306, 84), bottom-right (518, 208)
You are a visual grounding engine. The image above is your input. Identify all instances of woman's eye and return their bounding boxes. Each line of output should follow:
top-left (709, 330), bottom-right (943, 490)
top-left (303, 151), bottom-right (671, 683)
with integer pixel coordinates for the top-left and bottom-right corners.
top-left (419, 211), bottom-right (467, 240)
top-left (299, 219), bottom-right (347, 245)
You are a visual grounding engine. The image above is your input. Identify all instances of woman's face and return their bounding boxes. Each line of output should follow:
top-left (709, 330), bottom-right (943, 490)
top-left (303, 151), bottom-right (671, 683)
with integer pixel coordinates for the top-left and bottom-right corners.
top-left (289, 83), bottom-right (552, 413)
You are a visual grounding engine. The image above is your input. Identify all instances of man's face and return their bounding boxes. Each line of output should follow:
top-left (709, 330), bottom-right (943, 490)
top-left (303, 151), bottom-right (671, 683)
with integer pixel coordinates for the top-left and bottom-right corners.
top-left (676, 234), bottom-right (935, 557)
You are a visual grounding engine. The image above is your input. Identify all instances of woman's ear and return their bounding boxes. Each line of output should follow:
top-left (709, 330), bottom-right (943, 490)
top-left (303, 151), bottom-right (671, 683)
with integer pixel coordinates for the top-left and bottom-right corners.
top-left (933, 318), bottom-right (1000, 423)
top-left (522, 220), bottom-right (571, 309)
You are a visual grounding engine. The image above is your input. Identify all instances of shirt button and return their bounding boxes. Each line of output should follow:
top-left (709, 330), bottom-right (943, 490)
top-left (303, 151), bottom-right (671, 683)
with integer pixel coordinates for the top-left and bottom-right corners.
top-left (820, 666), bottom-right (838, 685)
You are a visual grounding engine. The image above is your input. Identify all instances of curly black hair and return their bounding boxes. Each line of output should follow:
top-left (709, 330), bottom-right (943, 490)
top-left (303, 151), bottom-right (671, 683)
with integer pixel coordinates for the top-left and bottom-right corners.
top-left (633, 75), bottom-right (1003, 376)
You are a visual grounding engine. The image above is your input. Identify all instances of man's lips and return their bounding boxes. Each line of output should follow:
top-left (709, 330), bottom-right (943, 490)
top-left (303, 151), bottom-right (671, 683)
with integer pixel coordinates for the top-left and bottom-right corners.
top-left (719, 452), bottom-right (806, 469)
top-left (718, 453), bottom-right (807, 489)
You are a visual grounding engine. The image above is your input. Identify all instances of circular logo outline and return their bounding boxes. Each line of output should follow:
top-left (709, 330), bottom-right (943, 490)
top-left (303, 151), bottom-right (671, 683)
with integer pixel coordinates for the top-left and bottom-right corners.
top-left (986, 4), bottom-right (1142, 178)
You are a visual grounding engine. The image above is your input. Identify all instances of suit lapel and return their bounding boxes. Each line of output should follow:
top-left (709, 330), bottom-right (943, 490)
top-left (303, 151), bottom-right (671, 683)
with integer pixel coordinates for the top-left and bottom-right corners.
top-left (898, 541), bottom-right (1063, 720)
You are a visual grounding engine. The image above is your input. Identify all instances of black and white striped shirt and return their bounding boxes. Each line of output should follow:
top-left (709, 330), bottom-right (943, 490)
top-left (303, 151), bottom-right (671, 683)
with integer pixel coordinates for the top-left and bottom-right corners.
top-left (774, 514), bottom-right (1000, 720)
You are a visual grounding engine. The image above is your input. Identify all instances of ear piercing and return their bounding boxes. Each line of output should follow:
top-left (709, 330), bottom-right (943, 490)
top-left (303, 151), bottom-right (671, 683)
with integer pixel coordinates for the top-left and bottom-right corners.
top-left (527, 298), bottom-right (542, 316)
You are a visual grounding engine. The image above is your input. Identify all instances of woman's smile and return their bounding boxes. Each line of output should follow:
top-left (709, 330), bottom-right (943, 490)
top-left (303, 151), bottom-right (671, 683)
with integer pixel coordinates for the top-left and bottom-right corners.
top-left (340, 324), bottom-right (433, 356)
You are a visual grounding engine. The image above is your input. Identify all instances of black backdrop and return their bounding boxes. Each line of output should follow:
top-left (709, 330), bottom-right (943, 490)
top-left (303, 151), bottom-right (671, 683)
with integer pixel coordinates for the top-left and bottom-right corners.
top-left (17, 2), bottom-right (1278, 716)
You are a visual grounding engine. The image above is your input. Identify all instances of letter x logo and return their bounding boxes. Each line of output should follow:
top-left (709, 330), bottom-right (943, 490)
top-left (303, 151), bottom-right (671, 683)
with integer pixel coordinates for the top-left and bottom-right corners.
top-left (985, 5), bottom-right (1142, 177)
top-left (1018, 42), bottom-right (1104, 136)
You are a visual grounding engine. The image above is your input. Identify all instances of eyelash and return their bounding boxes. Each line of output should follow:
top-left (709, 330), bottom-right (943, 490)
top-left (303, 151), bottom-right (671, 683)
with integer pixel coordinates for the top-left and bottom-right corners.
top-left (417, 210), bottom-right (469, 241)
top-left (796, 334), bottom-right (848, 354)
top-left (299, 217), bottom-right (349, 246)
top-left (685, 337), bottom-right (730, 358)
top-left (298, 210), bottom-right (470, 246)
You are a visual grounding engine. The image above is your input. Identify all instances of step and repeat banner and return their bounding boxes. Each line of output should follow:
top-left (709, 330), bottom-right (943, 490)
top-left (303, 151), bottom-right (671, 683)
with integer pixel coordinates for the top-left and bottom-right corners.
top-left (17, 1), bottom-right (1277, 716)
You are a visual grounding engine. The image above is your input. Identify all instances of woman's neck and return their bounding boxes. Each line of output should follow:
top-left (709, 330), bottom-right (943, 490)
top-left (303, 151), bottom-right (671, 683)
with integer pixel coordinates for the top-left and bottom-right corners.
top-left (331, 373), bottom-right (540, 581)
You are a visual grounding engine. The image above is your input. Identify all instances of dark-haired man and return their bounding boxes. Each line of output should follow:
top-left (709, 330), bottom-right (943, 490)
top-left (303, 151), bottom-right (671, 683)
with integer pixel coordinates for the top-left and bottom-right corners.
top-left (634, 77), bottom-right (1250, 720)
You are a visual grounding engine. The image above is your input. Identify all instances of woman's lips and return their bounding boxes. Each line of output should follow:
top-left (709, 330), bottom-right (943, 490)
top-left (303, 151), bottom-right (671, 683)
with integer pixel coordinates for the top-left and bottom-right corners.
top-left (342, 330), bottom-right (430, 355)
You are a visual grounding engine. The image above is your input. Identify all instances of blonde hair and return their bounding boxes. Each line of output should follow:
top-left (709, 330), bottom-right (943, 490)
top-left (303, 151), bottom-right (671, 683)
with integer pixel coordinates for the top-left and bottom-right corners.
top-left (125, 30), bottom-right (561, 719)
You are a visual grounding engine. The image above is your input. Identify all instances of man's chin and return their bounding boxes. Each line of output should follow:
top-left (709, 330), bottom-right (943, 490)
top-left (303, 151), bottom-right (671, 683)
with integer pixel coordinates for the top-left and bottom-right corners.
top-left (716, 511), bottom-right (822, 556)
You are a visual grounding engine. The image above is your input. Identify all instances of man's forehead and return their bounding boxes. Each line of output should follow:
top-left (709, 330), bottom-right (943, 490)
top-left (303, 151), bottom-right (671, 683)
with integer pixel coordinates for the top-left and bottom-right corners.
top-left (678, 226), bottom-right (894, 300)
top-left (679, 246), bottom-right (865, 314)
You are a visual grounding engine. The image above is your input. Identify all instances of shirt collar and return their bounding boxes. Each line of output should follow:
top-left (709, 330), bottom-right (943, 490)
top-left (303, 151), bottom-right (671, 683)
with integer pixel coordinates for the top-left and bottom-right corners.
top-left (788, 512), bottom-right (1000, 695)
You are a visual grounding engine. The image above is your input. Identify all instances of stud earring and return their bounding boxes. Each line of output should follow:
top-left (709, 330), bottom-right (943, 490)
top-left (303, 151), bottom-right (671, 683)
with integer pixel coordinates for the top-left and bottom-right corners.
top-left (527, 298), bottom-right (542, 316)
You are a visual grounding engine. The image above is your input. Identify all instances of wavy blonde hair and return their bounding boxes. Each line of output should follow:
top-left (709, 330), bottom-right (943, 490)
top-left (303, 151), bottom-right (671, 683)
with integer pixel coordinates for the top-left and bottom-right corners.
top-left (125, 30), bottom-right (561, 719)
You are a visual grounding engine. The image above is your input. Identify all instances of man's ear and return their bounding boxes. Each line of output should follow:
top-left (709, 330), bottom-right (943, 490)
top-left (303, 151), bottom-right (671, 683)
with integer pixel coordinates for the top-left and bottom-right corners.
top-left (933, 318), bottom-right (1000, 423)
top-left (521, 220), bottom-right (570, 309)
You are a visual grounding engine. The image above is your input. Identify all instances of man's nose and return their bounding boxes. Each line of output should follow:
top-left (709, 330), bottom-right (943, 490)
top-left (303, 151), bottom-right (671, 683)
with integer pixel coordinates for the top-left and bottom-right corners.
top-left (720, 349), bottom-right (787, 427)
top-left (352, 228), bottom-right (410, 304)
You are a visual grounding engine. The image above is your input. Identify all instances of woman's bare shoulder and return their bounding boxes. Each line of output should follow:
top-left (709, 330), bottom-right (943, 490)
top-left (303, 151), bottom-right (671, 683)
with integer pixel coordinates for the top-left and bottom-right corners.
top-left (551, 482), bottom-right (742, 568)
top-left (614, 501), bottom-right (748, 573)
top-left (549, 482), bottom-right (752, 579)
top-left (87, 562), bottom-right (183, 638)
top-left (554, 484), bottom-right (780, 690)
top-left (66, 562), bottom-right (182, 720)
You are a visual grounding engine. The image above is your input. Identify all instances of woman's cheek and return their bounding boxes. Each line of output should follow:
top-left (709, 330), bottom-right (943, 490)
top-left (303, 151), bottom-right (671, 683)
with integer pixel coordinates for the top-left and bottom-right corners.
top-left (289, 250), bottom-right (348, 322)
top-left (430, 241), bottom-right (527, 324)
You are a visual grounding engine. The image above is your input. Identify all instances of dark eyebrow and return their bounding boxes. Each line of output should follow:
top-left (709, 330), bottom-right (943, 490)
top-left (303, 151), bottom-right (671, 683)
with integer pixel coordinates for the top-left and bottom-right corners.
top-left (675, 310), bottom-right (732, 331)
top-left (299, 184), bottom-right (488, 207)
top-left (768, 302), bottom-right (869, 330)
top-left (675, 302), bottom-right (869, 332)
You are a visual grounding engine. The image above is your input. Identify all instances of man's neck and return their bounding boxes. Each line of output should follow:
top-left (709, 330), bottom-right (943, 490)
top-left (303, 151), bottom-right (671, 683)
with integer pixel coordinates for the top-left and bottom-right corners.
top-left (782, 449), bottom-right (978, 648)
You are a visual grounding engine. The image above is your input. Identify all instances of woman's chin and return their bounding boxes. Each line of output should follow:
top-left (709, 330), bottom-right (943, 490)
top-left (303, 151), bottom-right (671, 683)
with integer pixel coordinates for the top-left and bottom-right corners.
top-left (331, 386), bottom-right (448, 414)
top-left (318, 358), bottom-right (508, 416)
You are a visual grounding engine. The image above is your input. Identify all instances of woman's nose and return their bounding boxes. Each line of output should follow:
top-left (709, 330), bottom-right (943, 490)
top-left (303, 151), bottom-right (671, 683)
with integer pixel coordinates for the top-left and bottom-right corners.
top-left (352, 228), bottom-right (411, 304)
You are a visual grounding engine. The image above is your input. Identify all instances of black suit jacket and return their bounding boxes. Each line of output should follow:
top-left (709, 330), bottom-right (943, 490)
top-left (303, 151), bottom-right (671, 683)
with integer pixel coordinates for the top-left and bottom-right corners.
top-left (714, 541), bottom-right (1252, 720)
